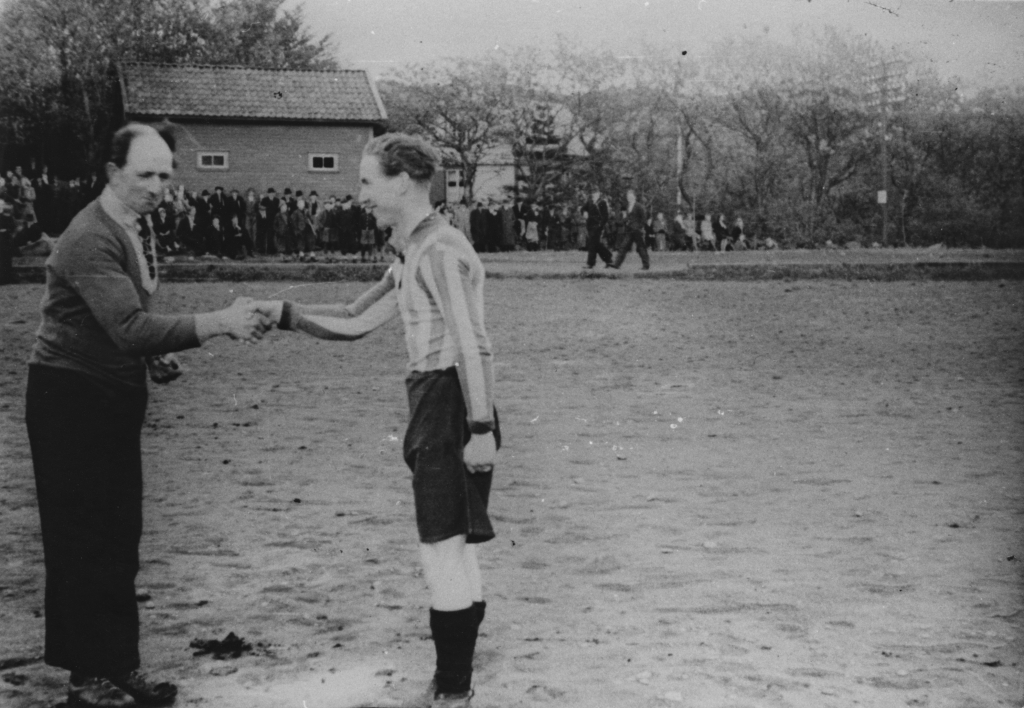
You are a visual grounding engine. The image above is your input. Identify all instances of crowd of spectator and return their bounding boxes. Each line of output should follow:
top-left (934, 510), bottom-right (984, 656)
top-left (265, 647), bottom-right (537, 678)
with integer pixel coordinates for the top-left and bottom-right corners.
top-left (445, 196), bottom-right (778, 254)
top-left (0, 165), bottom-right (389, 262)
top-left (2, 162), bottom-right (779, 261)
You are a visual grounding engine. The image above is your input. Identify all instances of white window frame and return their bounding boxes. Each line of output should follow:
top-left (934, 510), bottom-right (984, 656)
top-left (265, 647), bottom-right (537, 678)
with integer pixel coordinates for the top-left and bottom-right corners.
top-left (308, 153), bottom-right (340, 172)
top-left (197, 152), bottom-right (229, 170)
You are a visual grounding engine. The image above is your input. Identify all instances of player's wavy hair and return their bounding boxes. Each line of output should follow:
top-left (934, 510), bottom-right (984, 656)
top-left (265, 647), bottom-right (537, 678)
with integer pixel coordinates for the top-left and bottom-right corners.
top-left (363, 133), bottom-right (440, 184)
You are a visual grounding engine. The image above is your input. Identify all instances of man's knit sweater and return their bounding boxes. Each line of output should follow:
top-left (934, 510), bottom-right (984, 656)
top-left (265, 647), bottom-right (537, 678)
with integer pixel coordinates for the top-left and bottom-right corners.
top-left (29, 197), bottom-right (200, 389)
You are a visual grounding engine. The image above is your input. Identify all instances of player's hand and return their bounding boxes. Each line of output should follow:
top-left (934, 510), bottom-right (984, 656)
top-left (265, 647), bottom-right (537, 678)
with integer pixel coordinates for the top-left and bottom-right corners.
top-left (247, 300), bottom-right (284, 325)
top-left (464, 432), bottom-right (496, 473)
top-left (147, 353), bottom-right (182, 384)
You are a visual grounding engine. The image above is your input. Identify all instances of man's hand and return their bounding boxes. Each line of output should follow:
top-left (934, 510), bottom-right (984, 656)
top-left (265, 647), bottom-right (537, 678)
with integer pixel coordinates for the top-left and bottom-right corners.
top-left (247, 300), bottom-right (284, 325)
top-left (146, 353), bottom-right (182, 384)
top-left (464, 432), bottom-right (496, 473)
top-left (221, 297), bottom-right (272, 343)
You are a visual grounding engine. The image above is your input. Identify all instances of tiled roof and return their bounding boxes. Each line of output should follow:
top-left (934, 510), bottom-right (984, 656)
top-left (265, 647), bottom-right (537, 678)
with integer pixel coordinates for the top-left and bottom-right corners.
top-left (121, 63), bottom-right (387, 123)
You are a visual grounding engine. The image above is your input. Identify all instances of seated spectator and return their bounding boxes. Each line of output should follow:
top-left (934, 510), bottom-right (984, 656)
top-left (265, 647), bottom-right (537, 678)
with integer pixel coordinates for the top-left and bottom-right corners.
top-left (730, 217), bottom-right (747, 250)
top-left (176, 205), bottom-right (203, 255)
top-left (202, 215), bottom-right (225, 258)
top-left (224, 213), bottom-right (253, 260)
top-left (152, 206), bottom-right (178, 254)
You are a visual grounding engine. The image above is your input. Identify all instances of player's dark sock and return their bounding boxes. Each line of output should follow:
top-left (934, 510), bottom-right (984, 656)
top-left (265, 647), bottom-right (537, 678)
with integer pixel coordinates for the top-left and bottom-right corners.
top-left (430, 606), bottom-right (477, 696)
top-left (473, 600), bottom-right (486, 627)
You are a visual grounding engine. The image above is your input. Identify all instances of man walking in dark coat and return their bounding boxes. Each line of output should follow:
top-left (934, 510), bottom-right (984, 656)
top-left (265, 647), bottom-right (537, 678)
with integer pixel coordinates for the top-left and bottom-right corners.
top-left (610, 188), bottom-right (650, 270)
top-left (582, 189), bottom-right (613, 268)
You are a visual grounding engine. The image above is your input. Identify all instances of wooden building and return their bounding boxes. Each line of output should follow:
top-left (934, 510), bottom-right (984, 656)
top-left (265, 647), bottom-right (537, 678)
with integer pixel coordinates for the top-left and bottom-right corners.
top-left (118, 63), bottom-right (387, 198)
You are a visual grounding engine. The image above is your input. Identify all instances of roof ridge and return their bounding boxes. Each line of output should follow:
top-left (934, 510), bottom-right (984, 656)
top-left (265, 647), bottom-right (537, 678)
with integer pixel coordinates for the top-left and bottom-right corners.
top-left (123, 61), bottom-right (365, 75)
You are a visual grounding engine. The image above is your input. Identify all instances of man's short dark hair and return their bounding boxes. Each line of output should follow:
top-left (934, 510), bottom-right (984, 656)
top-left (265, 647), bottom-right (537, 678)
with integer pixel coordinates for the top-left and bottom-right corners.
top-left (201, 189), bottom-right (210, 196)
top-left (108, 122), bottom-right (176, 168)
top-left (215, 186), bottom-right (223, 192)
top-left (268, 187), bottom-right (276, 194)
top-left (309, 190), bottom-right (318, 197)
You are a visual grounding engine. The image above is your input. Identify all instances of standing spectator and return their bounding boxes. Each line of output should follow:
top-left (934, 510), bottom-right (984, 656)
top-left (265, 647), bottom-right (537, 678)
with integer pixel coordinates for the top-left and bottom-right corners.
top-left (730, 216), bottom-right (747, 250)
top-left (194, 190), bottom-right (212, 229)
top-left (244, 189), bottom-right (259, 253)
top-left (359, 208), bottom-right (377, 262)
top-left (699, 213), bottom-right (716, 251)
top-left (209, 186), bottom-right (228, 222)
top-left (275, 199), bottom-right (294, 259)
top-left (337, 195), bottom-right (359, 256)
top-left (321, 196), bottom-right (340, 253)
top-left (172, 185), bottom-right (189, 217)
top-left (469, 202), bottom-right (487, 251)
top-left (35, 166), bottom-right (53, 233)
top-left (261, 187), bottom-right (280, 222)
top-left (582, 189), bottom-right (613, 268)
top-left (486, 202), bottom-right (502, 253)
top-left (291, 198), bottom-right (314, 260)
top-left (573, 204), bottom-right (588, 250)
top-left (522, 203), bottom-right (540, 251)
top-left (712, 213), bottom-right (730, 251)
top-left (499, 200), bottom-right (517, 252)
top-left (227, 188), bottom-right (245, 225)
top-left (21, 177), bottom-right (38, 225)
top-left (610, 189), bottom-right (650, 270)
top-left (452, 199), bottom-right (471, 240)
top-left (255, 203), bottom-right (274, 255)
top-left (651, 212), bottom-right (669, 252)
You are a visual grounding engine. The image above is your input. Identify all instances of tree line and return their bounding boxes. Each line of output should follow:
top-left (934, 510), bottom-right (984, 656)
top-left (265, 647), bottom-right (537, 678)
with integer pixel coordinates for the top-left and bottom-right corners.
top-left (380, 30), bottom-right (1024, 248)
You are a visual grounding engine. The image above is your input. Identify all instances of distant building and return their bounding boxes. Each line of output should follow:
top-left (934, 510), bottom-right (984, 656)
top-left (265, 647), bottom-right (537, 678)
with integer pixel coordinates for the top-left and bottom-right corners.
top-left (117, 63), bottom-right (387, 197)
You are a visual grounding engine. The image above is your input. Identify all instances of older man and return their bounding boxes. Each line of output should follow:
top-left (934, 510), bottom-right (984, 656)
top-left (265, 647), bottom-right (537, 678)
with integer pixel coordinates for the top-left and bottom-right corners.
top-left (25, 122), bottom-right (268, 708)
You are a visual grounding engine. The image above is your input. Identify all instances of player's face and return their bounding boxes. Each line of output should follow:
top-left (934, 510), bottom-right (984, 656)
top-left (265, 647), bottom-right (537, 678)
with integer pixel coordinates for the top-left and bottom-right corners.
top-left (358, 155), bottom-right (404, 228)
top-left (108, 133), bottom-right (174, 216)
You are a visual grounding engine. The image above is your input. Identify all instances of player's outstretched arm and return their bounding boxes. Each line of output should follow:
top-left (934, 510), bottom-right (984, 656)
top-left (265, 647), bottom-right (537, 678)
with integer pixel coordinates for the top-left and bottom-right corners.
top-left (300, 264), bottom-right (396, 319)
top-left (250, 292), bottom-right (398, 341)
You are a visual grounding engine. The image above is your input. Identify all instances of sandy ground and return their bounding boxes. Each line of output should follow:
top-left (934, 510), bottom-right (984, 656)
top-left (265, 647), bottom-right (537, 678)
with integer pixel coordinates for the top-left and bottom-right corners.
top-left (1, 274), bottom-right (1023, 708)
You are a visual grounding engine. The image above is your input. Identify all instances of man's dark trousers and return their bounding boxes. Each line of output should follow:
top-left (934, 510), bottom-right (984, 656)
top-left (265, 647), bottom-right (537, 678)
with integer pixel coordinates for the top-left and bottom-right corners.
top-left (585, 226), bottom-right (613, 267)
top-left (612, 228), bottom-right (650, 269)
top-left (26, 364), bottom-right (147, 677)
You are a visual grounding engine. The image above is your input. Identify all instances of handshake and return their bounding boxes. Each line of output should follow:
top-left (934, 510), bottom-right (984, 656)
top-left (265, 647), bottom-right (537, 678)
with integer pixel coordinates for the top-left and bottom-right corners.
top-left (148, 297), bottom-right (285, 384)
top-left (207, 297), bottom-right (284, 344)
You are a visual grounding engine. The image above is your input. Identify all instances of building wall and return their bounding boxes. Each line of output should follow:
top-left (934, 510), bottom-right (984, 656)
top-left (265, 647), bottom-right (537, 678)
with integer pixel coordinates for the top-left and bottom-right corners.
top-left (142, 121), bottom-right (375, 198)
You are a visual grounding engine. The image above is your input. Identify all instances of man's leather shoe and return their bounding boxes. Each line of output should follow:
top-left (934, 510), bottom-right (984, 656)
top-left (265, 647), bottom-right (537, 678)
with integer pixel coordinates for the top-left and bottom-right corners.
top-left (108, 671), bottom-right (177, 707)
top-left (68, 676), bottom-right (136, 707)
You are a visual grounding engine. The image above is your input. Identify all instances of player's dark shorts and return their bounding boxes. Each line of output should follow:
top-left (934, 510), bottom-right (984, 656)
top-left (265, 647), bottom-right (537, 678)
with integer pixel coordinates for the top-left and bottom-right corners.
top-left (404, 367), bottom-right (501, 545)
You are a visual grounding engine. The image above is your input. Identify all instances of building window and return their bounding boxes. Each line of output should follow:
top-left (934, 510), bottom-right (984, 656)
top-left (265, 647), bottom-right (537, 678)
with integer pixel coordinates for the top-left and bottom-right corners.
top-left (309, 153), bottom-right (339, 172)
top-left (197, 152), bottom-right (229, 170)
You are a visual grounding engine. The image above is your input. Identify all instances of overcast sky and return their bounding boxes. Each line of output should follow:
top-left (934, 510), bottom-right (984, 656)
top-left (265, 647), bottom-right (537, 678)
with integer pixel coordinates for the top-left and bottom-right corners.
top-left (291, 0), bottom-right (1024, 90)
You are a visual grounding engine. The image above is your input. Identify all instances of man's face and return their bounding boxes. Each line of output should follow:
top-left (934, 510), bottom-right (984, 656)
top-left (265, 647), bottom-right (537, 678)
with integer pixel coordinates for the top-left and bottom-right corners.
top-left (359, 155), bottom-right (404, 228)
top-left (107, 133), bottom-right (174, 215)
top-left (591, 191), bottom-right (600, 202)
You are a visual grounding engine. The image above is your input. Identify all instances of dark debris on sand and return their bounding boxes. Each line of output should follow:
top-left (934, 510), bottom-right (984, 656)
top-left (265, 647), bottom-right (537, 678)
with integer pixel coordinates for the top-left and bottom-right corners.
top-left (189, 632), bottom-right (253, 659)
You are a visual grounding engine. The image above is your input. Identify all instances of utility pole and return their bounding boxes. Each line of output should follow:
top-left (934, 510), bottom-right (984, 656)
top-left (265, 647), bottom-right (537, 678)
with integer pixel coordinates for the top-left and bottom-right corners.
top-left (867, 61), bottom-right (907, 246)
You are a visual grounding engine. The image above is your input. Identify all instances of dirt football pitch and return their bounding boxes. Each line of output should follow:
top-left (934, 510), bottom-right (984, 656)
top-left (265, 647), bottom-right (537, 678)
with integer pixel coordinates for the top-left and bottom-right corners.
top-left (1, 263), bottom-right (1022, 707)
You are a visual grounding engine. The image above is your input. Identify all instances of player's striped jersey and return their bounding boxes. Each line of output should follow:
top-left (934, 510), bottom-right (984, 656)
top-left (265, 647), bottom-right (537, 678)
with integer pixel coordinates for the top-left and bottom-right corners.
top-left (345, 214), bottom-right (495, 432)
